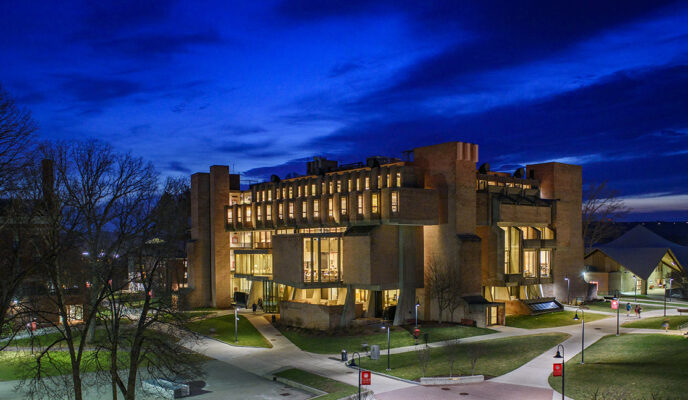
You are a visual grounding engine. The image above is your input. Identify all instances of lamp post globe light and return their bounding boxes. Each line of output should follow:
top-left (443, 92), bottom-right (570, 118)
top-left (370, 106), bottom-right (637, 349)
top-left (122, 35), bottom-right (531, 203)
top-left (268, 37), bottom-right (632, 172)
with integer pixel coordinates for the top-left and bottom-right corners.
top-left (553, 344), bottom-right (565, 400)
top-left (564, 276), bottom-right (570, 304)
top-left (415, 299), bottom-right (420, 329)
top-left (573, 307), bottom-right (586, 364)
top-left (381, 324), bottom-right (391, 371)
top-left (633, 275), bottom-right (638, 304)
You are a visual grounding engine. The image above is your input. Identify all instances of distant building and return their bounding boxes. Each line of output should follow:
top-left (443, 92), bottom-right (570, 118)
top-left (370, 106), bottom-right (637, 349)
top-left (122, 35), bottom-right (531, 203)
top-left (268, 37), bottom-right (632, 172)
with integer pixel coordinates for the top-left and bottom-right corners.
top-left (185, 141), bottom-right (585, 329)
top-left (585, 225), bottom-right (687, 297)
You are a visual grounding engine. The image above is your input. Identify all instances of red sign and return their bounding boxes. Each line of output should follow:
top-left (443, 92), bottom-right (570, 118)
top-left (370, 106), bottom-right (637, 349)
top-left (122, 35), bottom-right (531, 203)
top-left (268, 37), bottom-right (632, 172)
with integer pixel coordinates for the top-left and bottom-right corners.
top-left (611, 300), bottom-right (618, 310)
top-left (361, 370), bottom-right (371, 385)
top-left (553, 363), bottom-right (562, 377)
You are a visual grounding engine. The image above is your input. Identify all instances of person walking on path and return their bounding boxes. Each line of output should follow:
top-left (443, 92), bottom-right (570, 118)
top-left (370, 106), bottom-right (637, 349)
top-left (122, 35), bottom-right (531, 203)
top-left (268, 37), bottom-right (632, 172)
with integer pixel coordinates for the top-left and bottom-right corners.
top-left (252, 303), bottom-right (257, 313)
top-left (626, 302), bottom-right (631, 317)
top-left (637, 305), bottom-right (642, 318)
top-left (634, 305), bottom-right (639, 318)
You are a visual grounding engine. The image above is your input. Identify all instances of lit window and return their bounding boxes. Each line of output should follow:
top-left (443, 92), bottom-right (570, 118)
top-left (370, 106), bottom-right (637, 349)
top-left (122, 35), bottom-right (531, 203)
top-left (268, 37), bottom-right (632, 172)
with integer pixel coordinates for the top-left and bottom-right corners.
top-left (377, 174), bottom-right (382, 188)
top-left (282, 187), bottom-right (287, 199)
top-left (322, 182), bottom-right (326, 194)
top-left (372, 193), bottom-right (378, 213)
top-left (396, 172), bottom-right (401, 187)
top-left (289, 186), bottom-right (293, 199)
top-left (329, 181), bottom-right (334, 194)
top-left (263, 190), bottom-right (267, 201)
top-left (276, 188), bottom-right (281, 200)
top-left (289, 202), bottom-right (294, 219)
top-left (302, 200), bottom-right (307, 219)
top-left (391, 192), bottom-right (399, 212)
top-left (246, 207), bottom-right (252, 222)
top-left (298, 185), bottom-right (302, 197)
top-left (524, 250), bottom-right (536, 277)
top-left (268, 190), bottom-right (272, 201)
top-left (238, 208), bottom-right (242, 223)
top-left (337, 180), bottom-right (341, 193)
top-left (386, 173), bottom-right (391, 187)
top-left (356, 178), bottom-right (361, 191)
top-left (328, 198), bottom-right (333, 217)
top-left (314, 200), bottom-right (320, 218)
top-left (257, 207), bottom-right (262, 221)
top-left (227, 208), bottom-right (233, 223)
top-left (341, 196), bottom-right (347, 215)
top-left (365, 176), bottom-right (370, 190)
top-left (311, 183), bottom-right (316, 196)
top-left (357, 194), bottom-right (363, 214)
top-left (279, 203), bottom-right (284, 220)
top-left (266, 205), bottom-right (272, 221)
top-left (348, 178), bottom-right (352, 191)
top-left (540, 249), bottom-right (551, 277)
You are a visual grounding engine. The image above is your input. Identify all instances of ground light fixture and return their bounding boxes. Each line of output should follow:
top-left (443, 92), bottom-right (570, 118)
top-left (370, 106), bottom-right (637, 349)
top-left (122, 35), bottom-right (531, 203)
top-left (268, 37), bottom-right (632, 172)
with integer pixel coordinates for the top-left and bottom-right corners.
top-left (415, 299), bottom-right (421, 329)
top-left (553, 344), bottom-right (565, 400)
top-left (381, 324), bottom-right (391, 371)
top-left (573, 307), bottom-right (587, 364)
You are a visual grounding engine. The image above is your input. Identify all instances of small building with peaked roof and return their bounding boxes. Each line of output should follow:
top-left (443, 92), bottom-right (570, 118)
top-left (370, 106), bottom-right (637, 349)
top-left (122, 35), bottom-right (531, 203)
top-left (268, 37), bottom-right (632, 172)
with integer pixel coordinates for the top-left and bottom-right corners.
top-left (584, 225), bottom-right (686, 296)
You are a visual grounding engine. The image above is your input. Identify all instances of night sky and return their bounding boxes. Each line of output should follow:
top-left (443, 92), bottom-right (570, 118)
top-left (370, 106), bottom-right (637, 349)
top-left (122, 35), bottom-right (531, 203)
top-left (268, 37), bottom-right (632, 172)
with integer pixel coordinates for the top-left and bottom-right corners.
top-left (1, 1), bottom-right (687, 220)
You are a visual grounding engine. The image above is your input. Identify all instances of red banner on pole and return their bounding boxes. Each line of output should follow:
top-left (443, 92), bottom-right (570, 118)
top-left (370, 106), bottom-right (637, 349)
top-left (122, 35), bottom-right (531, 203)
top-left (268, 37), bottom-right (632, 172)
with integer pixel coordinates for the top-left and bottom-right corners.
top-left (361, 370), bottom-right (371, 385)
top-left (553, 363), bottom-right (562, 377)
top-left (611, 299), bottom-right (618, 310)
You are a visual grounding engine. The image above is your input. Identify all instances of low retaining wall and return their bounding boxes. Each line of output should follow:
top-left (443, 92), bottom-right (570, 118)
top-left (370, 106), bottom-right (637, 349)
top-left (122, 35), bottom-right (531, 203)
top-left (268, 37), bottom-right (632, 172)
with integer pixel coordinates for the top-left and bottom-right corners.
top-left (334, 389), bottom-right (374, 400)
top-left (273, 376), bottom-right (327, 396)
top-left (420, 375), bottom-right (484, 385)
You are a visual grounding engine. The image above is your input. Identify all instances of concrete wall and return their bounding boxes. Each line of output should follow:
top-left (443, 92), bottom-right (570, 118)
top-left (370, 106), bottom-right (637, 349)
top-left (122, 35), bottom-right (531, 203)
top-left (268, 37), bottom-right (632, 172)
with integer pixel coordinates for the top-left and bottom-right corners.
top-left (498, 204), bottom-right (551, 225)
top-left (272, 235), bottom-right (303, 285)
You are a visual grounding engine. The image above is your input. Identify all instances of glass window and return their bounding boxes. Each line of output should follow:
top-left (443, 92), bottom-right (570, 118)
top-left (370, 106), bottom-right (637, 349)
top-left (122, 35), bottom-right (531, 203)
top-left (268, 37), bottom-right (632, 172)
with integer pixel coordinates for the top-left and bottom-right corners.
top-left (314, 199), bottom-right (319, 218)
top-left (356, 177), bottom-right (361, 191)
top-left (365, 176), bottom-right (370, 190)
top-left (288, 202), bottom-right (294, 219)
top-left (337, 179), bottom-right (341, 193)
top-left (391, 192), bottom-right (399, 212)
top-left (540, 249), bottom-right (551, 277)
top-left (348, 178), bottom-right (352, 191)
top-left (396, 172), bottom-right (401, 187)
top-left (289, 186), bottom-right (293, 199)
top-left (256, 206), bottom-right (262, 221)
top-left (311, 183), bottom-right (316, 196)
top-left (542, 227), bottom-right (555, 240)
top-left (268, 189), bottom-right (272, 201)
top-left (302, 200), bottom-right (307, 219)
top-left (238, 208), bottom-right (242, 223)
top-left (357, 194), bottom-right (363, 214)
top-left (227, 208), bottom-right (233, 223)
top-left (524, 250), bottom-right (536, 277)
top-left (377, 174), bottom-right (382, 188)
top-left (386, 172), bottom-right (391, 187)
top-left (282, 187), bottom-right (287, 199)
top-left (322, 182), bottom-right (326, 194)
top-left (297, 185), bottom-right (302, 197)
top-left (278, 203), bottom-right (284, 220)
top-left (303, 238), bottom-right (313, 283)
top-left (372, 193), bottom-right (378, 213)
top-left (341, 196), bottom-right (347, 215)
top-left (266, 205), bottom-right (272, 221)
top-left (328, 198), bottom-right (333, 217)
top-left (329, 181), bottom-right (334, 194)
top-left (276, 188), bottom-right (281, 200)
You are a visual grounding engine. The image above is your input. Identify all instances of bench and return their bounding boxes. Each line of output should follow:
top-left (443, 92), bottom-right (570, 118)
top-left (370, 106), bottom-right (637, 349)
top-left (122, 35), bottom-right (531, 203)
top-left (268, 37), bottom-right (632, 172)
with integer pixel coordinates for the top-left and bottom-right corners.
top-left (142, 379), bottom-right (190, 399)
top-left (678, 309), bottom-right (688, 315)
top-left (460, 318), bottom-right (476, 327)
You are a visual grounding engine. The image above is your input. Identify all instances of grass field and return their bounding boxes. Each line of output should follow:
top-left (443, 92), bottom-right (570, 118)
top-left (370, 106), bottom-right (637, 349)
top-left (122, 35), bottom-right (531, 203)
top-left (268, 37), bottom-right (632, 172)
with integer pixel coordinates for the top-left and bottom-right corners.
top-left (275, 368), bottom-right (358, 400)
top-left (548, 334), bottom-right (688, 400)
top-left (277, 323), bottom-right (495, 354)
top-left (188, 314), bottom-right (272, 348)
top-left (582, 301), bottom-right (666, 313)
top-left (621, 315), bottom-right (688, 330)
top-left (0, 350), bottom-right (113, 381)
top-left (357, 333), bottom-right (569, 381)
top-left (505, 311), bottom-right (609, 329)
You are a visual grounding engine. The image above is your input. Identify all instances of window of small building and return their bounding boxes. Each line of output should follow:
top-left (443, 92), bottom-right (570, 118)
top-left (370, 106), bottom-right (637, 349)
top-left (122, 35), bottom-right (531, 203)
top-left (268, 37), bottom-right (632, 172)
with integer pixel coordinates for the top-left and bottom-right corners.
top-left (357, 194), bottom-right (363, 214)
top-left (337, 179), bottom-right (342, 193)
top-left (365, 176), bottom-right (370, 190)
top-left (256, 207), bottom-right (262, 221)
top-left (356, 177), bottom-right (361, 191)
top-left (246, 208), bottom-right (251, 222)
top-left (372, 193), bottom-right (379, 214)
top-left (348, 178), bottom-right (353, 191)
top-left (383, 289), bottom-right (399, 308)
top-left (377, 174), bottom-right (382, 188)
top-left (266, 205), bottom-right (272, 221)
top-left (282, 187), bottom-right (287, 199)
top-left (396, 172), bottom-right (401, 187)
top-left (268, 189), bottom-right (272, 201)
top-left (329, 181), bottom-right (334, 194)
top-left (386, 172), bottom-right (391, 187)
top-left (227, 208), bottom-right (233, 224)
top-left (328, 198), bottom-right (333, 217)
top-left (278, 203), bottom-right (284, 220)
top-left (289, 186), bottom-right (293, 199)
top-left (311, 183), bottom-right (316, 196)
top-left (67, 305), bottom-right (83, 323)
top-left (276, 188), bottom-right (281, 200)
top-left (322, 182), bottom-right (326, 194)
top-left (341, 196), bottom-right (347, 215)
top-left (314, 199), bottom-right (320, 218)
top-left (302, 200), bottom-right (307, 219)
top-left (391, 191), bottom-right (399, 213)
top-left (297, 185), bottom-right (302, 197)
top-left (237, 209), bottom-right (242, 223)
top-left (288, 202), bottom-right (294, 219)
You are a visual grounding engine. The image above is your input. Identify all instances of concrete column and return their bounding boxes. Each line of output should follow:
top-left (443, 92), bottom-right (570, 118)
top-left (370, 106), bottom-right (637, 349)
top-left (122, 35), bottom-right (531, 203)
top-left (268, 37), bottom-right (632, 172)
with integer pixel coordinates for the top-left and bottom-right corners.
top-left (187, 173), bottom-right (211, 307)
top-left (210, 166), bottom-right (232, 308)
top-left (338, 286), bottom-right (355, 328)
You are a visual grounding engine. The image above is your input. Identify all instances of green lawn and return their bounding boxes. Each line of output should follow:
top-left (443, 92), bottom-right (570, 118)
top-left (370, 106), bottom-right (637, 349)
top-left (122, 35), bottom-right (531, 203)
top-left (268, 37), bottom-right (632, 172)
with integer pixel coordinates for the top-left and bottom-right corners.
top-left (0, 350), bottom-right (113, 381)
top-left (187, 314), bottom-right (272, 348)
top-left (277, 324), bottom-right (495, 354)
top-left (356, 333), bottom-right (568, 381)
top-left (548, 334), bottom-right (688, 400)
top-left (275, 368), bottom-right (358, 400)
top-left (621, 315), bottom-right (688, 330)
top-left (582, 301), bottom-right (666, 313)
top-left (506, 311), bottom-right (609, 329)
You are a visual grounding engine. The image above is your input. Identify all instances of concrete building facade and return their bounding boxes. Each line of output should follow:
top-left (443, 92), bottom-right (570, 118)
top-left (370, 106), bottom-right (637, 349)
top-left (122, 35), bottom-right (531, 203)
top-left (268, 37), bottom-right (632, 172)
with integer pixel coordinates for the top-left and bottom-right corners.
top-left (186, 141), bottom-right (585, 329)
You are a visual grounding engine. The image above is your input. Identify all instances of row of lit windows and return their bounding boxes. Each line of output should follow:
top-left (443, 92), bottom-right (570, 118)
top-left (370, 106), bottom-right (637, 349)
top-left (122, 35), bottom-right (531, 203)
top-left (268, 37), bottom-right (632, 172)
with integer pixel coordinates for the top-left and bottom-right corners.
top-left (250, 171), bottom-right (403, 203)
top-left (477, 179), bottom-right (533, 191)
top-left (227, 192), bottom-right (400, 224)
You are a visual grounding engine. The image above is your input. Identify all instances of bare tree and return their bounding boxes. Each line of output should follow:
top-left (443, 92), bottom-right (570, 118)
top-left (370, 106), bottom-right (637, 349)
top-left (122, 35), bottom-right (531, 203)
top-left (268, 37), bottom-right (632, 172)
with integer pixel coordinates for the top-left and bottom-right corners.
top-left (443, 339), bottom-right (461, 377)
top-left (0, 85), bottom-right (37, 347)
top-left (425, 256), bottom-right (452, 324)
top-left (416, 344), bottom-right (431, 378)
top-left (582, 181), bottom-right (629, 254)
top-left (467, 342), bottom-right (486, 376)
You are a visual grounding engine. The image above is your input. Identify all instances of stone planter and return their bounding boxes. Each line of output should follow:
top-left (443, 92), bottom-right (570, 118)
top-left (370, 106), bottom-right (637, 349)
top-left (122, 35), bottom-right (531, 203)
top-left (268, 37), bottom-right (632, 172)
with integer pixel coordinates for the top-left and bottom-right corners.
top-left (419, 375), bottom-right (484, 385)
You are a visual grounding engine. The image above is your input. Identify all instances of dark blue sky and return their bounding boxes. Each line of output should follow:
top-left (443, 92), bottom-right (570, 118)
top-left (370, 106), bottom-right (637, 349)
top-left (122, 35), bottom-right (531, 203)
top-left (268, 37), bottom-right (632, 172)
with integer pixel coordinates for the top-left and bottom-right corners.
top-left (1, 1), bottom-right (687, 220)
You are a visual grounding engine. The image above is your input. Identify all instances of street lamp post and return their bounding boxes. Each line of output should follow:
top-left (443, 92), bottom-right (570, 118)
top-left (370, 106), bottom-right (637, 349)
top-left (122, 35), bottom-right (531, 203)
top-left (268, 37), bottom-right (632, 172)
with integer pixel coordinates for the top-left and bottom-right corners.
top-left (234, 308), bottom-right (239, 344)
top-left (349, 352), bottom-right (362, 400)
top-left (415, 299), bottom-right (420, 329)
top-left (669, 278), bottom-right (673, 303)
top-left (573, 308), bottom-right (585, 364)
top-left (564, 277), bottom-right (570, 304)
top-left (633, 275), bottom-right (638, 304)
top-left (554, 344), bottom-right (565, 400)
top-left (614, 294), bottom-right (619, 336)
top-left (381, 324), bottom-right (391, 371)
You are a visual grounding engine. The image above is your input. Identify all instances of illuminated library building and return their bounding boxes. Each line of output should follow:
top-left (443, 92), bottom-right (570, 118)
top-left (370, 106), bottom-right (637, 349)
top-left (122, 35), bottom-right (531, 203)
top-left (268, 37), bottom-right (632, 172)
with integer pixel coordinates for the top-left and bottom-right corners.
top-left (186, 141), bottom-right (584, 329)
